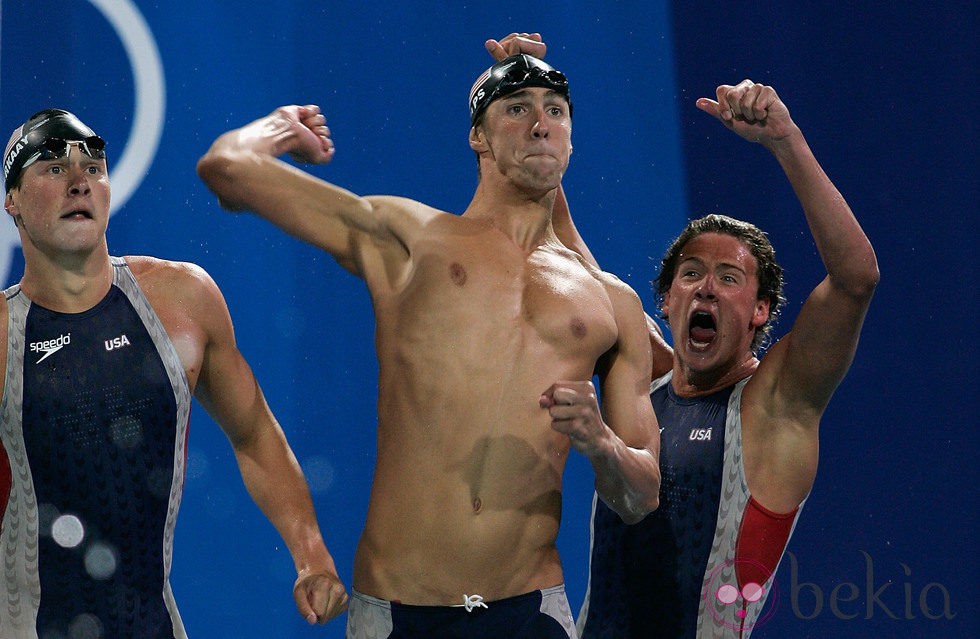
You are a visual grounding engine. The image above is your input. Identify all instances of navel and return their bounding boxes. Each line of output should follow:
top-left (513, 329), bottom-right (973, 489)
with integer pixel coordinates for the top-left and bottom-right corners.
top-left (450, 262), bottom-right (467, 286)
top-left (570, 317), bottom-right (587, 339)
top-left (472, 496), bottom-right (483, 514)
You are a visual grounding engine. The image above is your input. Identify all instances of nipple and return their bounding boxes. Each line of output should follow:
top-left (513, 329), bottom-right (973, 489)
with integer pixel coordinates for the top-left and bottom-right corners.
top-left (450, 262), bottom-right (467, 286)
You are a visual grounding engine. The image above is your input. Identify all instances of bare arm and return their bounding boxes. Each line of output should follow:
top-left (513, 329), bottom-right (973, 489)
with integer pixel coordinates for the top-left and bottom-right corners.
top-left (699, 81), bottom-right (878, 414)
top-left (185, 266), bottom-right (348, 624)
top-left (541, 282), bottom-right (661, 523)
top-left (196, 105), bottom-right (428, 276)
top-left (699, 81), bottom-right (879, 509)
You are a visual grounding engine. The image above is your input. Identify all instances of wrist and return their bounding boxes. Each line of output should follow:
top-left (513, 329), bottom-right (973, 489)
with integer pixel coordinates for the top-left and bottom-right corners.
top-left (764, 125), bottom-right (805, 156)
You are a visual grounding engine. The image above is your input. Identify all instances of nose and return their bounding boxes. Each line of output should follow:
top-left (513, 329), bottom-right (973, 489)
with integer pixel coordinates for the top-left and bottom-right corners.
top-left (694, 275), bottom-right (717, 299)
top-left (66, 165), bottom-right (92, 196)
top-left (531, 107), bottom-right (550, 138)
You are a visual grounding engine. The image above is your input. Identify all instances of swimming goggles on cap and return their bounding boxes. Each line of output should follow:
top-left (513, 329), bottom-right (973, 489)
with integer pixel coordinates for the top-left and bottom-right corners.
top-left (20, 136), bottom-right (106, 171)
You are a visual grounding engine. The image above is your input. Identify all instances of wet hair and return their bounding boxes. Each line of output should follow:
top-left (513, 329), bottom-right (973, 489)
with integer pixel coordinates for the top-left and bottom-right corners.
top-left (655, 213), bottom-right (786, 353)
top-left (4, 109), bottom-right (101, 193)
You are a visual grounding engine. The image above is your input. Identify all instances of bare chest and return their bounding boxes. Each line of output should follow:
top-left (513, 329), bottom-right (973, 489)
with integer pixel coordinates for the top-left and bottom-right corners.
top-left (391, 238), bottom-right (618, 361)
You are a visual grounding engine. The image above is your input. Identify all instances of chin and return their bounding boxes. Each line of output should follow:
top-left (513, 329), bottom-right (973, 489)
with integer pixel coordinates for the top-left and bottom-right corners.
top-left (680, 343), bottom-right (721, 369)
top-left (514, 177), bottom-right (559, 199)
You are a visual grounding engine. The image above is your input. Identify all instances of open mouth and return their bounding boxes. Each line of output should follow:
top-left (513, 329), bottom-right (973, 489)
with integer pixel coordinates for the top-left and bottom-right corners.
top-left (689, 311), bottom-right (717, 346)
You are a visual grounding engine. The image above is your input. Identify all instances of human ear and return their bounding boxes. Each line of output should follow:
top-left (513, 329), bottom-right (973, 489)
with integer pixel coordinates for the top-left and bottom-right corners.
top-left (4, 191), bottom-right (16, 218)
top-left (751, 298), bottom-right (770, 328)
top-left (469, 126), bottom-right (489, 153)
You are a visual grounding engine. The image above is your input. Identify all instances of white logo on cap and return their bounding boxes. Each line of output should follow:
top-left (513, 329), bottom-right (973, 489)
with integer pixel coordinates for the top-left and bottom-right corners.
top-left (3, 137), bottom-right (28, 179)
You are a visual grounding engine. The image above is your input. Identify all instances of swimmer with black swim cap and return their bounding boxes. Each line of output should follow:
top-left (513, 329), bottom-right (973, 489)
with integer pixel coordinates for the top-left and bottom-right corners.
top-left (468, 54), bottom-right (572, 127)
top-left (3, 109), bottom-right (106, 193)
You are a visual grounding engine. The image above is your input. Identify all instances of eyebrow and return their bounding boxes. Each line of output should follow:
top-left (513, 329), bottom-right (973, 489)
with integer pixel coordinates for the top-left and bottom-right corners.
top-left (35, 155), bottom-right (105, 172)
top-left (678, 256), bottom-right (748, 275)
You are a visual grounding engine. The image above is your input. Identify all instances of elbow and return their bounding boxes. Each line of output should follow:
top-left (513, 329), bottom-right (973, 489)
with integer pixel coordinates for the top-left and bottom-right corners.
top-left (855, 246), bottom-right (881, 295)
top-left (196, 151), bottom-right (231, 188)
top-left (854, 261), bottom-right (881, 300)
top-left (647, 489), bottom-right (660, 514)
top-left (616, 478), bottom-right (661, 524)
top-left (196, 152), bottom-right (247, 211)
top-left (835, 249), bottom-right (880, 301)
top-left (865, 254), bottom-right (881, 292)
top-left (862, 268), bottom-right (881, 300)
top-left (639, 481), bottom-right (661, 519)
top-left (618, 494), bottom-right (659, 525)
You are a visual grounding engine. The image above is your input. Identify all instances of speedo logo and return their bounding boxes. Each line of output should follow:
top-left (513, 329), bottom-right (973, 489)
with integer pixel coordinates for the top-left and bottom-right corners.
top-left (30, 333), bottom-right (71, 363)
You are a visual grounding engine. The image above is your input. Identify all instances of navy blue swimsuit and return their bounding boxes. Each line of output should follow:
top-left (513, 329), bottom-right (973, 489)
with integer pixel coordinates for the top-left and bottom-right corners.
top-left (0, 258), bottom-right (191, 638)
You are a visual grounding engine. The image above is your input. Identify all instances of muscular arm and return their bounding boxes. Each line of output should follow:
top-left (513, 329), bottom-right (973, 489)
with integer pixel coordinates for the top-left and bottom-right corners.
top-left (196, 105), bottom-right (430, 277)
top-left (542, 283), bottom-right (661, 523)
top-left (181, 265), bottom-right (348, 624)
top-left (699, 81), bottom-right (879, 510)
top-left (593, 284), bottom-right (663, 522)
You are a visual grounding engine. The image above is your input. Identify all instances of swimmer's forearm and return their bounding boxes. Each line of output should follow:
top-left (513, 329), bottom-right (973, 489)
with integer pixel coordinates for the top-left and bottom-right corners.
top-left (591, 440), bottom-right (661, 524)
top-left (770, 131), bottom-right (878, 296)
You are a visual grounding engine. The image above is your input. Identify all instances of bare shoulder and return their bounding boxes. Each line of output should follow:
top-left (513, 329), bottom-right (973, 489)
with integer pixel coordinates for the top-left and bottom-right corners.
top-left (364, 195), bottom-right (447, 225)
top-left (364, 194), bottom-right (440, 210)
top-left (545, 242), bottom-right (646, 314)
top-left (122, 256), bottom-right (221, 388)
top-left (123, 255), bottom-right (224, 313)
top-left (126, 254), bottom-right (213, 286)
top-left (593, 264), bottom-right (645, 310)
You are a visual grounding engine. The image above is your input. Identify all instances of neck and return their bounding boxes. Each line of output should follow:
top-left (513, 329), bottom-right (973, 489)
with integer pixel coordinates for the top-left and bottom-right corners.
top-left (19, 244), bottom-right (114, 313)
top-left (671, 353), bottom-right (759, 397)
top-left (464, 174), bottom-right (559, 251)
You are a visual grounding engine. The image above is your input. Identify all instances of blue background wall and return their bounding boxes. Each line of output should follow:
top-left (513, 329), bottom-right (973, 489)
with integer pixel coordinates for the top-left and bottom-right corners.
top-left (1, 2), bottom-right (975, 637)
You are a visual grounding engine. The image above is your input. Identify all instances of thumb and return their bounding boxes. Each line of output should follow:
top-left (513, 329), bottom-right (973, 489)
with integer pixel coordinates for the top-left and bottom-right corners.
top-left (298, 104), bottom-right (320, 117)
top-left (293, 579), bottom-right (319, 624)
top-left (295, 592), bottom-right (317, 624)
top-left (695, 97), bottom-right (725, 121)
top-left (485, 39), bottom-right (508, 61)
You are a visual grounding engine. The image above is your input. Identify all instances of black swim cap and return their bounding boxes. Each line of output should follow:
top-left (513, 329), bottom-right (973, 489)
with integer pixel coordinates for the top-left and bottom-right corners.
top-left (3, 109), bottom-right (101, 192)
top-left (468, 54), bottom-right (572, 126)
